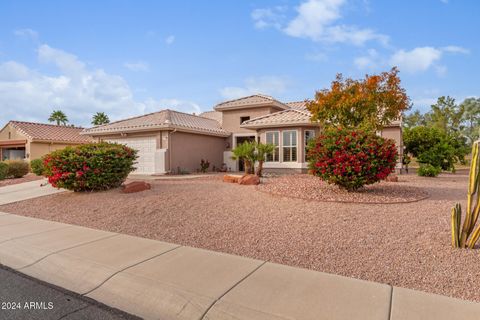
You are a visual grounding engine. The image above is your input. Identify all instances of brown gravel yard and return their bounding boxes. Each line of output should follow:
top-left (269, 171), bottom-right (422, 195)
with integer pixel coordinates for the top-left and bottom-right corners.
top-left (258, 174), bottom-right (429, 203)
top-left (0, 173), bottom-right (477, 302)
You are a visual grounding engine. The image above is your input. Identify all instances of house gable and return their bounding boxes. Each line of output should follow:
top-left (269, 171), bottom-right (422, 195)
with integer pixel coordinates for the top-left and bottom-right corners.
top-left (0, 123), bottom-right (29, 142)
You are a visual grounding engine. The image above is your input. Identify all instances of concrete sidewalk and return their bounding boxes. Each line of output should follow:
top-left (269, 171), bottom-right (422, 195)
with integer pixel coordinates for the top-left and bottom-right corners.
top-left (0, 179), bottom-right (65, 205)
top-left (0, 213), bottom-right (479, 320)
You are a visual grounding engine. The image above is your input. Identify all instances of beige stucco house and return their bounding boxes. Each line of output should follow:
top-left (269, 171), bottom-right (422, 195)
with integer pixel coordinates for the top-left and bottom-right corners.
top-left (82, 94), bottom-right (403, 175)
top-left (0, 121), bottom-right (93, 161)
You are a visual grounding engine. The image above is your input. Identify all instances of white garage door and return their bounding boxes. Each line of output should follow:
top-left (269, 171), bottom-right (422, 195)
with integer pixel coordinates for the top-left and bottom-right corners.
top-left (107, 136), bottom-right (156, 174)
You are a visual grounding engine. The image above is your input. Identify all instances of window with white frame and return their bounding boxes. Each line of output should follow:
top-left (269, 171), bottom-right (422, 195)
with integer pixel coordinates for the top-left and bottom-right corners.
top-left (304, 129), bottom-right (315, 161)
top-left (282, 130), bottom-right (297, 162)
top-left (265, 131), bottom-right (279, 162)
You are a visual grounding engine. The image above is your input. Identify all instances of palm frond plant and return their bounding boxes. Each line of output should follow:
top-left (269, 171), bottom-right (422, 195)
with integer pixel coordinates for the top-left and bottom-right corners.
top-left (48, 110), bottom-right (69, 126)
top-left (255, 143), bottom-right (275, 177)
top-left (231, 141), bottom-right (256, 174)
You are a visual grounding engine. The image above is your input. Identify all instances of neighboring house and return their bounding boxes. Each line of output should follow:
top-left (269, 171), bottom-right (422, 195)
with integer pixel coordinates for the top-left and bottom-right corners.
top-left (82, 94), bottom-right (403, 174)
top-left (0, 121), bottom-right (93, 161)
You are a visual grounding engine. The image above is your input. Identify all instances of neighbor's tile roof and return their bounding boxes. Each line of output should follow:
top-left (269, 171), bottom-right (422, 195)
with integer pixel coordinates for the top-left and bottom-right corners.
top-left (199, 111), bottom-right (222, 124)
top-left (83, 109), bottom-right (229, 136)
top-left (214, 94), bottom-right (289, 111)
top-left (241, 109), bottom-right (315, 128)
top-left (8, 121), bottom-right (92, 143)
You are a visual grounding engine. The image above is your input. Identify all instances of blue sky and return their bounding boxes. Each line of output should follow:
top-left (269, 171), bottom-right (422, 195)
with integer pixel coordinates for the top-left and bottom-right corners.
top-left (0, 0), bottom-right (478, 126)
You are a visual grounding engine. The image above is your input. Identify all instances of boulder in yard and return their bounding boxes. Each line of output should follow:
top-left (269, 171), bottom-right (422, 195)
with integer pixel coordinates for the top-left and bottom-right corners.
top-left (223, 174), bottom-right (241, 183)
top-left (386, 174), bottom-right (399, 182)
top-left (238, 174), bottom-right (260, 185)
top-left (122, 181), bottom-right (151, 193)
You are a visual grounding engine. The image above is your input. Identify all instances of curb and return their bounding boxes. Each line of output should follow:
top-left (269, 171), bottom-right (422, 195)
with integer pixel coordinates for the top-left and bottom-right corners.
top-left (0, 213), bottom-right (479, 320)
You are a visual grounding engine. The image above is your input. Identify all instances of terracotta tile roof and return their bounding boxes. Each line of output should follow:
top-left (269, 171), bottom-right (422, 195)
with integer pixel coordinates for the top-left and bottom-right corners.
top-left (199, 111), bottom-right (222, 124)
top-left (286, 101), bottom-right (308, 111)
top-left (8, 121), bottom-right (93, 143)
top-left (83, 109), bottom-right (229, 137)
top-left (214, 94), bottom-right (289, 111)
top-left (241, 109), bottom-right (316, 128)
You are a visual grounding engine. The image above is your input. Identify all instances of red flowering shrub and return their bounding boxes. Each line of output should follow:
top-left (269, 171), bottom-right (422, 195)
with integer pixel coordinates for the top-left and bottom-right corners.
top-left (43, 142), bottom-right (137, 192)
top-left (307, 128), bottom-right (398, 191)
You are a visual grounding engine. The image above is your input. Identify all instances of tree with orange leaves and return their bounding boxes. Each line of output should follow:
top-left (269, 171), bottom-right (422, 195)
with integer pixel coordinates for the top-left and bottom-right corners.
top-left (307, 67), bottom-right (410, 131)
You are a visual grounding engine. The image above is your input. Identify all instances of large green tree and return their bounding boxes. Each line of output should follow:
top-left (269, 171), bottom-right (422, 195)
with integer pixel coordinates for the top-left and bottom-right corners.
top-left (403, 126), bottom-right (469, 172)
top-left (403, 110), bottom-right (426, 128)
top-left (91, 112), bottom-right (110, 126)
top-left (48, 110), bottom-right (69, 126)
top-left (424, 96), bottom-right (464, 135)
top-left (460, 97), bottom-right (480, 142)
top-left (307, 67), bottom-right (410, 131)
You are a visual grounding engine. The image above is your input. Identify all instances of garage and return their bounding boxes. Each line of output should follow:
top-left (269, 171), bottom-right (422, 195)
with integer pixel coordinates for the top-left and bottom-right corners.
top-left (107, 136), bottom-right (157, 174)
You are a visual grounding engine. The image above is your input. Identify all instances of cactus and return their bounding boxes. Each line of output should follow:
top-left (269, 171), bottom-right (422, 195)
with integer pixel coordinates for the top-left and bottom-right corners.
top-left (452, 141), bottom-right (480, 248)
top-left (451, 204), bottom-right (461, 247)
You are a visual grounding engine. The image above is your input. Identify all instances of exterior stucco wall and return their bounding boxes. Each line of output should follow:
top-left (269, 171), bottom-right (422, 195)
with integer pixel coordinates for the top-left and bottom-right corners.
top-left (0, 124), bottom-right (28, 141)
top-left (29, 142), bottom-right (82, 160)
top-left (221, 107), bottom-right (278, 133)
top-left (380, 126), bottom-right (403, 164)
top-left (169, 131), bottom-right (226, 173)
top-left (96, 131), bottom-right (169, 149)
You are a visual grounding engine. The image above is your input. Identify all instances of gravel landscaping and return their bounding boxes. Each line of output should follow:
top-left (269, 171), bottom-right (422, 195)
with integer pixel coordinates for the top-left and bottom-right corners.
top-left (258, 174), bottom-right (429, 203)
top-left (0, 174), bottom-right (43, 188)
top-left (0, 173), bottom-right (477, 302)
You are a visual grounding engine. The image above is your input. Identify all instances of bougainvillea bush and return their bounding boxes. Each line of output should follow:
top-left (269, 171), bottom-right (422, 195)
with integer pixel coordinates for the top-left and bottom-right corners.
top-left (43, 142), bottom-right (137, 192)
top-left (307, 128), bottom-right (398, 191)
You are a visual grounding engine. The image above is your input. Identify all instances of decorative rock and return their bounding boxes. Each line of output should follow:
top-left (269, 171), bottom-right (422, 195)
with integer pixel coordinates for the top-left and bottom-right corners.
top-left (122, 181), bottom-right (151, 193)
top-left (223, 175), bottom-right (241, 183)
top-left (386, 174), bottom-right (399, 182)
top-left (238, 174), bottom-right (260, 185)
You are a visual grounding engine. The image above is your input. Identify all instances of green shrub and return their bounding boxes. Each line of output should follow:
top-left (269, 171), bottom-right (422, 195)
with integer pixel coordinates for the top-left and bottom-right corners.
top-left (403, 126), bottom-right (469, 172)
top-left (43, 142), bottom-right (138, 191)
top-left (200, 159), bottom-right (210, 173)
top-left (30, 159), bottom-right (45, 176)
top-left (0, 162), bottom-right (8, 180)
top-left (417, 164), bottom-right (441, 177)
top-left (4, 160), bottom-right (29, 178)
top-left (308, 128), bottom-right (398, 191)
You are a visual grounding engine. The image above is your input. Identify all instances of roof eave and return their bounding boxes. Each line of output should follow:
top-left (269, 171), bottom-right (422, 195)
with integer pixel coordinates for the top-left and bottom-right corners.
top-left (241, 122), bottom-right (318, 129)
top-left (83, 124), bottom-right (230, 138)
top-left (214, 101), bottom-right (288, 112)
top-left (30, 139), bottom-right (92, 144)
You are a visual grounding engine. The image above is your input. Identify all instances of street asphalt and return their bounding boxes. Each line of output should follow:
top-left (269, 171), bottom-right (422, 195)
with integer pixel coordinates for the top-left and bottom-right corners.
top-left (0, 265), bottom-right (139, 320)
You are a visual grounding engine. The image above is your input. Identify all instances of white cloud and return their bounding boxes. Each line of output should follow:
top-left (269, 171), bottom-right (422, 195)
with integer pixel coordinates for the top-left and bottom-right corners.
top-left (152, 98), bottom-right (201, 115)
top-left (354, 48), bottom-right (379, 69)
top-left (0, 44), bottom-right (201, 126)
top-left (254, 0), bottom-right (388, 46)
top-left (389, 45), bottom-right (469, 74)
top-left (165, 35), bottom-right (175, 45)
top-left (442, 45), bottom-right (470, 54)
top-left (13, 28), bottom-right (38, 40)
top-left (0, 61), bottom-right (31, 81)
top-left (124, 61), bottom-right (150, 72)
top-left (219, 76), bottom-right (289, 100)
top-left (390, 47), bottom-right (442, 73)
top-left (251, 6), bottom-right (286, 29)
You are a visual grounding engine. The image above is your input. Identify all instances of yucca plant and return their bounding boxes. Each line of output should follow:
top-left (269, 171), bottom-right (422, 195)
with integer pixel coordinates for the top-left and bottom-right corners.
top-left (451, 141), bottom-right (480, 248)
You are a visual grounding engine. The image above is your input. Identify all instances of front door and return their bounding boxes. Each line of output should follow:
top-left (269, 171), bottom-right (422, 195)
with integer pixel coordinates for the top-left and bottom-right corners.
top-left (235, 136), bottom-right (255, 172)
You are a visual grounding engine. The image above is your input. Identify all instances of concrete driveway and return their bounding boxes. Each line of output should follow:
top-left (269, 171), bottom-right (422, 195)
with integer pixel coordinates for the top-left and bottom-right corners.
top-left (0, 179), bottom-right (64, 205)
